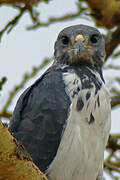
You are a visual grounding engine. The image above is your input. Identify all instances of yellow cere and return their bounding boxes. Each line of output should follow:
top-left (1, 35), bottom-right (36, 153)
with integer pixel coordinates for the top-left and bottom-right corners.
top-left (75, 34), bottom-right (85, 43)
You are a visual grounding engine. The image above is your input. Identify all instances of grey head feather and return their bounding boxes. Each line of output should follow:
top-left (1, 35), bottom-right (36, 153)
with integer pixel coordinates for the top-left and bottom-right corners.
top-left (54, 24), bottom-right (106, 70)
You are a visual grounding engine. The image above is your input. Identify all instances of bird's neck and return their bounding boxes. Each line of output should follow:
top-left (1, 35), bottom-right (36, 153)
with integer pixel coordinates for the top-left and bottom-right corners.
top-left (53, 60), bottom-right (104, 82)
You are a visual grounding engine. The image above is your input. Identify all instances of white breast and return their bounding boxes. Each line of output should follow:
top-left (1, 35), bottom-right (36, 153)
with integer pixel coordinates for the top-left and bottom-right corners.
top-left (47, 70), bottom-right (111, 180)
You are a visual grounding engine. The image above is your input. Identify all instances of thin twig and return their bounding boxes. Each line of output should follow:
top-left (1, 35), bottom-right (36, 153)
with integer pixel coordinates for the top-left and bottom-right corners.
top-left (27, 3), bottom-right (87, 30)
top-left (0, 57), bottom-right (52, 118)
top-left (0, 111), bottom-right (12, 119)
top-left (0, 6), bottom-right (27, 40)
top-left (0, 77), bottom-right (7, 91)
top-left (104, 64), bottom-right (120, 70)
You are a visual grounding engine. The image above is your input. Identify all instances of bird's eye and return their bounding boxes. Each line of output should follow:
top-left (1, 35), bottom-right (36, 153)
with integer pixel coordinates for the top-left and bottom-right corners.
top-left (61, 36), bottom-right (69, 45)
top-left (90, 34), bottom-right (99, 44)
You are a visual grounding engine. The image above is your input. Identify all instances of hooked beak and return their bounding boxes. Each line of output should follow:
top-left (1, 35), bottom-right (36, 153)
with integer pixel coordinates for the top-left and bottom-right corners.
top-left (67, 34), bottom-right (93, 56)
top-left (74, 34), bottom-right (85, 55)
top-left (67, 34), bottom-right (85, 55)
top-left (75, 39), bottom-right (84, 55)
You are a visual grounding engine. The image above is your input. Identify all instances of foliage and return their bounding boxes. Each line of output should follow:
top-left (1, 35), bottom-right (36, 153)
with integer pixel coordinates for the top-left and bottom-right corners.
top-left (0, 0), bottom-right (120, 179)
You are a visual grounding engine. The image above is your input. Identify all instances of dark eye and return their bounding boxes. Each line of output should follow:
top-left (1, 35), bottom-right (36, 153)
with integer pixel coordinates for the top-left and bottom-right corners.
top-left (61, 36), bottom-right (69, 45)
top-left (90, 34), bottom-right (99, 44)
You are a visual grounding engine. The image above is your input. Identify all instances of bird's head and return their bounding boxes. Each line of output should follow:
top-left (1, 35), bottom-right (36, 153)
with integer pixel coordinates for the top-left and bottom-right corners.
top-left (54, 24), bottom-right (106, 69)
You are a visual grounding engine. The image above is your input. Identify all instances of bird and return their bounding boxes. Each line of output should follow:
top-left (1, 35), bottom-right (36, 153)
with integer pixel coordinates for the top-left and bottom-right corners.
top-left (9, 24), bottom-right (111, 180)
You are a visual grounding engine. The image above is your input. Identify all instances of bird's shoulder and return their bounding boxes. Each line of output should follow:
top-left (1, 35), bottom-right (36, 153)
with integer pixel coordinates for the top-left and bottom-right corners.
top-left (9, 64), bottom-right (72, 131)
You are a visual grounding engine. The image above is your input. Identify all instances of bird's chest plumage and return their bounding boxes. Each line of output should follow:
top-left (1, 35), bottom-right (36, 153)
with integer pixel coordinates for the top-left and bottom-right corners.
top-left (47, 67), bottom-right (111, 180)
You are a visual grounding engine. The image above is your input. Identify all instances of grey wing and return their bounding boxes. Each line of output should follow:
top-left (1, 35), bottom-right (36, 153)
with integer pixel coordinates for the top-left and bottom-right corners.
top-left (9, 70), bottom-right (71, 172)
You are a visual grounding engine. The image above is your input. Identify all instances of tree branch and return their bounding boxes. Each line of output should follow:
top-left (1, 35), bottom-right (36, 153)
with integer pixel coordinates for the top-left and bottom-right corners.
top-left (84, 0), bottom-right (120, 28)
top-left (0, 111), bottom-right (12, 119)
top-left (104, 134), bottom-right (120, 179)
top-left (111, 95), bottom-right (120, 109)
top-left (106, 135), bottom-right (120, 151)
top-left (105, 27), bottom-right (120, 60)
top-left (0, 1), bottom-right (88, 40)
top-left (0, 77), bottom-right (7, 91)
top-left (0, 121), bottom-right (48, 180)
top-left (0, 58), bottom-right (52, 119)
top-left (0, 6), bottom-right (27, 41)
top-left (27, 3), bottom-right (87, 30)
